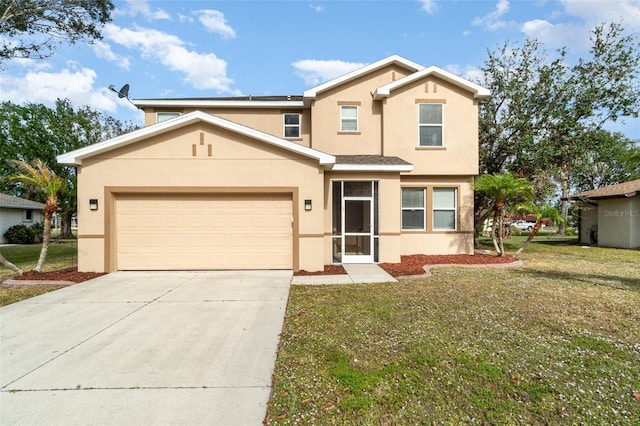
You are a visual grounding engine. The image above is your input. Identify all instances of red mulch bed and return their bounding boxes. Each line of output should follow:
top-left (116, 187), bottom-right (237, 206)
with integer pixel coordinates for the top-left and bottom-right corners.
top-left (294, 264), bottom-right (347, 276)
top-left (379, 254), bottom-right (517, 277)
top-left (294, 253), bottom-right (516, 277)
top-left (12, 267), bottom-right (106, 283)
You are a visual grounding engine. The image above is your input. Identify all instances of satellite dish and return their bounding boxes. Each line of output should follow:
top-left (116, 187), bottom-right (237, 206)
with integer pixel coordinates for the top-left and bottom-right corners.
top-left (117, 84), bottom-right (129, 99)
top-left (108, 83), bottom-right (130, 99)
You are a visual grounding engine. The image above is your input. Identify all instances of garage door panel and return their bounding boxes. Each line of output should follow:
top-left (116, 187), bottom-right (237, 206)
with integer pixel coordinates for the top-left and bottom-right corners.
top-left (116, 194), bottom-right (292, 270)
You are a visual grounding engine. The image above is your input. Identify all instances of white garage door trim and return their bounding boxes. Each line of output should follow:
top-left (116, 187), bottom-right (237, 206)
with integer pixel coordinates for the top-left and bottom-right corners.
top-left (114, 192), bottom-right (293, 270)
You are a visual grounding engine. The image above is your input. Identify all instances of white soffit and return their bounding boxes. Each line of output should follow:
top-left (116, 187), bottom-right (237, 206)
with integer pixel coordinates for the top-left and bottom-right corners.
top-left (373, 66), bottom-right (491, 100)
top-left (303, 55), bottom-right (425, 100)
top-left (57, 110), bottom-right (335, 166)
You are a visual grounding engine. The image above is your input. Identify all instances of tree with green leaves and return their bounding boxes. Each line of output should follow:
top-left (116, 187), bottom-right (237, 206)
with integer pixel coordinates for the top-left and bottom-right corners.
top-left (476, 22), bottom-right (640, 238)
top-left (9, 159), bottom-right (64, 272)
top-left (475, 173), bottom-right (535, 256)
top-left (513, 203), bottom-right (564, 258)
top-left (0, 99), bottom-right (138, 237)
top-left (0, 0), bottom-right (114, 63)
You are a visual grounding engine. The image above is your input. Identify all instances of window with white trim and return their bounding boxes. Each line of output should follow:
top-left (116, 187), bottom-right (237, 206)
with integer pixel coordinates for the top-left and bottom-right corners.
top-left (340, 105), bottom-right (358, 132)
top-left (401, 188), bottom-right (425, 230)
top-left (433, 188), bottom-right (457, 230)
top-left (283, 113), bottom-right (300, 138)
top-left (157, 112), bottom-right (180, 123)
top-left (419, 103), bottom-right (443, 146)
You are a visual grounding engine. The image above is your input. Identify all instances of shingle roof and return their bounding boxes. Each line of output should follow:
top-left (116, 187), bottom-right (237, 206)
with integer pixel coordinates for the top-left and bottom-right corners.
top-left (335, 155), bottom-right (412, 166)
top-left (332, 155), bottom-right (413, 172)
top-left (0, 193), bottom-right (45, 209)
top-left (569, 179), bottom-right (640, 199)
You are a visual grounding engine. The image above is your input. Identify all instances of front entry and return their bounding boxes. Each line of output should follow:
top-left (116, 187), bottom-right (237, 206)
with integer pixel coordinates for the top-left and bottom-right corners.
top-left (332, 181), bottom-right (378, 264)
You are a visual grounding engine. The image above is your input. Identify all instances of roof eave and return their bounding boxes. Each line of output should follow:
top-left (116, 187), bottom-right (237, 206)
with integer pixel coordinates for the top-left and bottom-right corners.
top-left (373, 66), bottom-right (491, 100)
top-left (133, 99), bottom-right (305, 109)
top-left (303, 55), bottom-right (425, 100)
top-left (57, 110), bottom-right (335, 168)
top-left (330, 164), bottom-right (414, 172)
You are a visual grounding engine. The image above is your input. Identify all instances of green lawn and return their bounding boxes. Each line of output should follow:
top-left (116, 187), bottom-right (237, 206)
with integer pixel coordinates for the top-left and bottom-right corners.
top-left (0, 240), bottom-right (78, 306)
top-left (267, 237), bottom-right (640, 425)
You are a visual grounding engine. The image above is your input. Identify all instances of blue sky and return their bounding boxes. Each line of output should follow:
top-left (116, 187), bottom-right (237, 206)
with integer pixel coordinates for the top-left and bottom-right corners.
top-left (1, 0), bottom-right (639, 139)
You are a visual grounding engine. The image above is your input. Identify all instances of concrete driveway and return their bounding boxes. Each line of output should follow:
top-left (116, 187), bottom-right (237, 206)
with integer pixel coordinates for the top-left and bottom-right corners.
top-left (0, 270), bottom-right (292, 425)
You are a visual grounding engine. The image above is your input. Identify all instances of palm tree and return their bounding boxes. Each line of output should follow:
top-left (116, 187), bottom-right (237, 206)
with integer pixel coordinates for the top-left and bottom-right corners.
top-left (475, 173), bottom-right (535, 256)
top-left (0, 251), bottom-right (23, 275)
top-left (513, 203), bottom-right (564, 258)
top-left (10, 159), bottom-right (65, 272)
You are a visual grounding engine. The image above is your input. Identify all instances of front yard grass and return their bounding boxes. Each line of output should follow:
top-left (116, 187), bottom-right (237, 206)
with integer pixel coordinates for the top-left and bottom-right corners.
top-left (0, 240), bottom-right (78, 306)
top-left (267, 237), bottom-right (640, 424)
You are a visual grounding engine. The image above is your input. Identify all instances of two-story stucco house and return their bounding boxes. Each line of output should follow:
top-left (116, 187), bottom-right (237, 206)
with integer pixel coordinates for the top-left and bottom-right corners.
top-left (57, 55), bottom-right (490, 273)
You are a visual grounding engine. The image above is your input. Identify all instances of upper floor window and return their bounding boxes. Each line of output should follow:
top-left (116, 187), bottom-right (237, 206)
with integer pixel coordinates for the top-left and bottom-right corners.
top-left (401, 188), bottom-right (425, 230)
top-left (157, 112), bottom-right (180, 123)
top-left (340, 105), bottom-right (358, 132)
top-left (433, 188), bottom-right (457, 230)
top-left (419, 103), bottom-right (443, 146)
top-left (283, 113), bottom-right (300, 138)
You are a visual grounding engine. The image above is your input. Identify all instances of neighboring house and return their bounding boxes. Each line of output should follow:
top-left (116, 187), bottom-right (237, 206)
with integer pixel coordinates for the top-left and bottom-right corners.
top-left (568, 179), bottom-right (640, 249)
top-left (0, 193), bottom-right (44, 244)
top-left (57, 55), bottom-right (490, 272)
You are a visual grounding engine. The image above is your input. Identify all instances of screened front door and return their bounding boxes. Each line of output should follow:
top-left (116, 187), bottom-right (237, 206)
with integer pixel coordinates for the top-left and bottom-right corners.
top-left (343, 198), bottom-right (373, 263)
top-left (332, 181), bottom-right (378, 264)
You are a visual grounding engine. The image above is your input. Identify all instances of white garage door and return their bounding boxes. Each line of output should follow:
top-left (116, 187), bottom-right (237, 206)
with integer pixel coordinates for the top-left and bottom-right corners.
top-left (116, 193), bottom-right (293, 270)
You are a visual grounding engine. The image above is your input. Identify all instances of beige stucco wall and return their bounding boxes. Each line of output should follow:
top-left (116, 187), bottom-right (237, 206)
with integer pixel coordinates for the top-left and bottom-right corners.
top-left (399, 176), bottom-right (475, 255)
top-left (597, 197), bottom-right (639, 249)
top-left (382, 77), bottom-right (479, 176)
top-left (144, 108), bottom-right (312, 148)
top-left (76, 122), bottom-right (325, 272)
top-left (310, 65), bottom-right (414, 155)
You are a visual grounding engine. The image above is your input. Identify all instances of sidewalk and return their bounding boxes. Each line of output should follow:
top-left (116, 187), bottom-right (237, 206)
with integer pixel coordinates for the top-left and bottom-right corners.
top-left (291, 264), bottom-right (396, 285)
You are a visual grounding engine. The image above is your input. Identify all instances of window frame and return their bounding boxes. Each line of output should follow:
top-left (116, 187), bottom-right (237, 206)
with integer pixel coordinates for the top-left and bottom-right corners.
top-left (24, 209), bottom-right (33, 222)
top-left (401, 188), bottom-right (426, 231)
top-left (432, 187), bottom-right (457, 230)
top-left (340, 105), bottom-right (359, 132)
top-left (156, 112), bottom-right (181, 123)
top-left (418, 103), bottom-right (444, 147)
top-left (283, 113), bottom-right (301, 139)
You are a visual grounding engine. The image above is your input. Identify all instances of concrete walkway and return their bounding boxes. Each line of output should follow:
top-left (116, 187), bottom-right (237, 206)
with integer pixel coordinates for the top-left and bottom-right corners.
top-left (0, 270), bottom-right (292, 426)
top-left (291, 263), bottom-right (396, 285)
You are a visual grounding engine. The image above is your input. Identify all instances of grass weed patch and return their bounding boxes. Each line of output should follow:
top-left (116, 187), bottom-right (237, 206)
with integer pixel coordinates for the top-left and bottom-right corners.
top-left (268, 240), bottom-right (640, 424)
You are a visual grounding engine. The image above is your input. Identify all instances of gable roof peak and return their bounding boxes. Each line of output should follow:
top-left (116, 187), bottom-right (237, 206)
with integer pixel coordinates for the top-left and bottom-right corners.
top-left (303, 55), bottom-right (425, 100)
top-left (373, 65), bottom-right (491, 100)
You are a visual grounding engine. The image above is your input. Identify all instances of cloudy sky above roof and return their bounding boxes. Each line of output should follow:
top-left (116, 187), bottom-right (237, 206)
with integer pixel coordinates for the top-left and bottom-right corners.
top-left (1, 0), bottom-right (639, 138)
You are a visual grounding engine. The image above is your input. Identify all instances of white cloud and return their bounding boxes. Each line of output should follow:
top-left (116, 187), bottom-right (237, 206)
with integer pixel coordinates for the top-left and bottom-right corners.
top-left (104, 24), bottom-right (237, 93)
top-left (561, 0), bottom-right (640, 30)
top-left (419, 0), bottom-right (438, 15)
top-left (197, 10), bottom-right (236, 39)
top-left (309, 4), bottom-right (325, 13)
top-left (521, 19), bottom-right (589, 48)
top-left (292, 59), bottom-right (367, 86)
top-left (0, 67), bottom-right (121, 112)
top-left (91, 40), bottom-right (131, 70)
top-left (521, 0), bottom-right (640, 49)
top-left (444, 64), bottom-right (485, 85)
top-left (472, 0), bottom-right (513, 31)
top-left (121, 0), bottom-right (170, 20)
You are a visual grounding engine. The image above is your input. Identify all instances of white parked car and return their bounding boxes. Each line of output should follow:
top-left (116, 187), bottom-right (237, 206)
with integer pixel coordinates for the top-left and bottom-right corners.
top-left (512, 220), bottom-right (536, 231)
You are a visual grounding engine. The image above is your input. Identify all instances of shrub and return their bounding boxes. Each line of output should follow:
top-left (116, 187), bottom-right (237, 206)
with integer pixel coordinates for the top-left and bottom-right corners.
top-left (3, 224), bottom-right (36, 244)
top-left (30, 222), bottom-right (44, 242)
